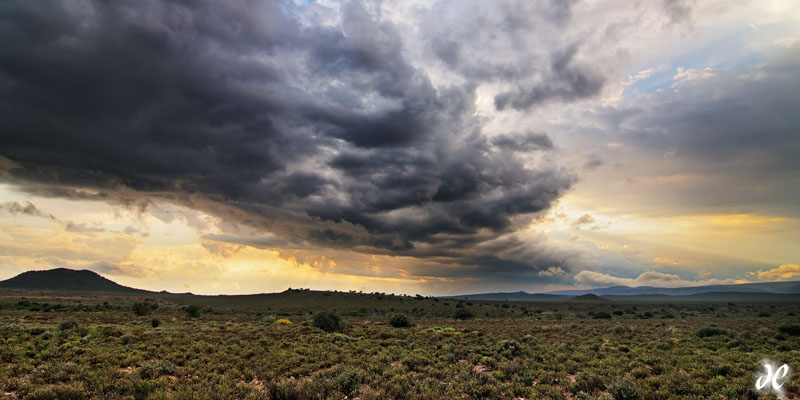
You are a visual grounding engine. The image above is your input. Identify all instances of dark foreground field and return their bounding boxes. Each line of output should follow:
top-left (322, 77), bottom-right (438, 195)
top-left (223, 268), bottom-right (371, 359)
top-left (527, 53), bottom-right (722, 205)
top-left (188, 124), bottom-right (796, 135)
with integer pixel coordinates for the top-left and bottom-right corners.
top-left (1, 290), bottom-right (799, 399)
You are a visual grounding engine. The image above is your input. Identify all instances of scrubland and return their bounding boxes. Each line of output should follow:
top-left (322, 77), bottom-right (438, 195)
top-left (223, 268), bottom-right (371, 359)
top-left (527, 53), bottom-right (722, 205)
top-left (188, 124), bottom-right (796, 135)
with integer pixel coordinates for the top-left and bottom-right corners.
top-left (1, 290), bottom-right (798, 399)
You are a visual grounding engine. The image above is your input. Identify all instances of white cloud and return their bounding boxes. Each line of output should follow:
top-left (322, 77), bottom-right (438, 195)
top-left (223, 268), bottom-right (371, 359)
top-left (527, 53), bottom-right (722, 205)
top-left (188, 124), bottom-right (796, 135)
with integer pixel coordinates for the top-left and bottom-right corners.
top-left (538, 266), bottom-right (567, 277)
top-left (574, 269), bottom-right (742, 288)
top-left (672, 67), bottom-right (717, 87)
top-left (750, 264), bottom-right (800, 280)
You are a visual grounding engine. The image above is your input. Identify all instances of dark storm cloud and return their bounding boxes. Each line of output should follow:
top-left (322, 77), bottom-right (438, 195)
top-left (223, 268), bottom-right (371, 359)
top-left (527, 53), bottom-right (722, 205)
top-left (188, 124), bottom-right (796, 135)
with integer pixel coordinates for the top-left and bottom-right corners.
top-left (0, 0), bottom-right (576, 281)
top-left (494, 43), bottom-right (605, 111)
top-left (420, 0), bottom-right (587, 85)
top-left (491, 131), bottom-right (554, 152)
top-left (418, 0), bottom-right (603, 112)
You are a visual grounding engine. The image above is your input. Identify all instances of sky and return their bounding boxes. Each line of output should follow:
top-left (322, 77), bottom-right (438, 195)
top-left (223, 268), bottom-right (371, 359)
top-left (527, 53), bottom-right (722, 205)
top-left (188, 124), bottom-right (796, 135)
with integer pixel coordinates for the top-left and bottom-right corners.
top-left (0, 0), bottom-right (799, 295)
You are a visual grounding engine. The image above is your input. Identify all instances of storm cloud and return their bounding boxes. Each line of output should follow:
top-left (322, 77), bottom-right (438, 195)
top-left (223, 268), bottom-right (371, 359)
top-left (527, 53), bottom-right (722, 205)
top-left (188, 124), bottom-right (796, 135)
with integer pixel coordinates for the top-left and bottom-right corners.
top-left (0, 0), bottom-right (580, 282)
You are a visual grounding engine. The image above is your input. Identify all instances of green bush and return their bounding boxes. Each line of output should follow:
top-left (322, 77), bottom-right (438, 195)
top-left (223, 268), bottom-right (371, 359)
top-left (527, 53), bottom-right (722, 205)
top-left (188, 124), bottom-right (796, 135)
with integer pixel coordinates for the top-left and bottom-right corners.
top-left (607, 377), bottom-right (640, 400)
top-left (137, 360), bottom-right (176, 379)
top-left (132, 302), bottom-right (152, 316)
top-left (99, 325), bottom-right (124, 337)
top-left (336, 368), bottom-right (363, 397)
top-left (778, 323), bottom-right (800, 336)
top-left (58, 320), bottom-right (78, 331)
top-left (593, 312), bottom-right (612, 319)
top-left (522, 334), bottom-right (536, 343)
top-left (313, 311), bottom-right (343, 332)
top-left (575, 371), bottom-right (604, 393)
top-left (27, 327), bottom-right (46, 336)
top-left (150, 318), bottom-right (161, 328)
top-left (185, 305), bottom-right (202, 318)
top-left (263, 315), bottom-right (277, 324)
top-left (496, 339), bottom-right (522, 357)
top-left (120, 334), bottom-right (136, 345)
top-left (695, 326), bottom-right (729, 338)
top-left (28, 384), bottom-right (86, 400)
top-left (453, 308), bottom-right (474, 320)
top-left (613, 325), bottom-right (629, 334)
top-left (389, 313), bottom-right (412, 327)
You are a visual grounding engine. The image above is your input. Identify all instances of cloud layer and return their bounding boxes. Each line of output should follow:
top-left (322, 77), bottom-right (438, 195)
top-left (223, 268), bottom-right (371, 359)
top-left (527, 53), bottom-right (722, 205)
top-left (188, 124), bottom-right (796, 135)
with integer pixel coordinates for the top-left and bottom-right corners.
top-left (1, 0), bottom-right (798, 291)
top-left (0, 0), bottom-right (585, 284)
top-left (574, 270), bottom-right (740, 288)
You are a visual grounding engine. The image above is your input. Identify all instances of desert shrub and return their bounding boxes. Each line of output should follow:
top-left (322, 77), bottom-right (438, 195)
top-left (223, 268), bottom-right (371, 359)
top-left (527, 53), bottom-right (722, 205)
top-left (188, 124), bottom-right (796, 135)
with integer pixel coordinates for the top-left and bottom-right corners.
top-left (28, 384), bottom-right (86, 400)
top-left (313, 312), bottom-right (343, 332)
top-left (613, 325), bottom-right (630, 334)
top-left (607, 377), bottom-right (640, 400)
top-left (496, 339), bottom-right (522, 357)
top-left (575, 371), bottom-right (604, 393)
top-left (263, 315), bottom-right (277, 324)
top-left (336, 368), bottom-right (363, 397)
top-left (389, 313), bottom-right (412, 327)
top-left (150, 318), bottom-right (161, 328)
top-left (522, 334), bottom-right (536, 343)
top-left (123, 377), bottom-right (162, 400)
top-left (120, 334), bottom-right (136, 345)
top-left (268, 377), bottom-right (324, 400)
top-left (276, 319), bottom-right (292, 325)
top-left (99, 325), bottom-right (124, 337)
top-left (185, 305), bottom-right (202, 318)
top-left (778, 323), bottom-right (800, 336)
top-left (27, 327), bottom-right (46, 336)
top-left (137, 360), bottom-right (176, 379)
top-left (612, 310), bottom-right (624, 316)
top-left (593, 312), bottom-right (612, 320)
top-left (132, 302), bottom-right (152, 316)
top-left (58, 320), bottom-right (78, 331)
top-left (758, 311), bottom-right (770, 317)
top-left (332, 333), bottom-right (359, 344)
top-left (453, 308), bottom-right (474, 320)
top-left (712, 364), bottom-right (734, 376)
top-left (696, 325), bottom-right (729, 338)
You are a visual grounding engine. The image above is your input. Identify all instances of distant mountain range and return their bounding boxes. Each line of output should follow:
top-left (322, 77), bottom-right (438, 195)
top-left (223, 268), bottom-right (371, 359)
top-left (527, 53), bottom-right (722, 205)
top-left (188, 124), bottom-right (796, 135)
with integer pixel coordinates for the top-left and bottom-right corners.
top-left (441, 291), bottom-right (568, 301)
top-left (444, 281), bottom-right (800, 301)
top-left (441, 292), bottom-right (564, 301)
top-left (2, 268), bottom-right (800, 301)
top-left (543, 281), bottom-right (800, 296)
top-left (0, 268), bottom-right (149, 293)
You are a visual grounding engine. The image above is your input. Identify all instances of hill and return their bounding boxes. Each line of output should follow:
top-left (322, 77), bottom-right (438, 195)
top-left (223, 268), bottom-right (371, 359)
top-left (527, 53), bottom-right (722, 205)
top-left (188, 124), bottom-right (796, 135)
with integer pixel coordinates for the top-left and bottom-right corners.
top-left (0, 268), bottom-right (148, 293)
top-left (439, 291), bottom-right (567, 301)
top-left (568, 293), bottom-right (607, 302)
top-left (601, 291), bottom-right (800, 302)
top-left (544, 281), bottom-right (800, 296)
